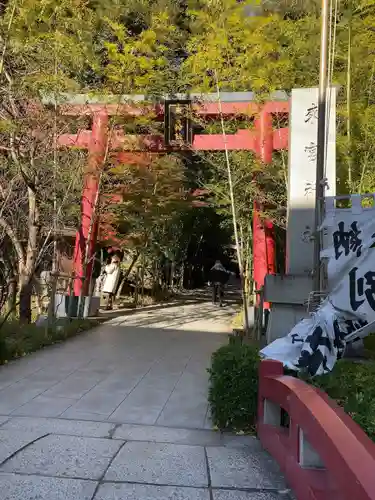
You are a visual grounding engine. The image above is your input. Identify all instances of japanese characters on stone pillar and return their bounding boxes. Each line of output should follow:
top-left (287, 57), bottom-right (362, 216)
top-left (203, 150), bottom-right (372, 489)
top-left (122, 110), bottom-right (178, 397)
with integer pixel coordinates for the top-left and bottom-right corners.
top-left (286, 87), bottom-right (336, 275)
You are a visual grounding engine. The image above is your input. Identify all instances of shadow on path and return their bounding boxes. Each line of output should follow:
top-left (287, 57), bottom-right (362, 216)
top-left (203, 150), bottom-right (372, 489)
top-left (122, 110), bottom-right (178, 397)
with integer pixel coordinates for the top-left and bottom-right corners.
top-left (97, 286), bottom-right (242, 325)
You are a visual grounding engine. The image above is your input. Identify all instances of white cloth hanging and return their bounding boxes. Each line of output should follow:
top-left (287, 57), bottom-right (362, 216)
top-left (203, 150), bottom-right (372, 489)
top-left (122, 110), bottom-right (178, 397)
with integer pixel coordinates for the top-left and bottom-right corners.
top-left (102, 263), bottom-right (120, 294)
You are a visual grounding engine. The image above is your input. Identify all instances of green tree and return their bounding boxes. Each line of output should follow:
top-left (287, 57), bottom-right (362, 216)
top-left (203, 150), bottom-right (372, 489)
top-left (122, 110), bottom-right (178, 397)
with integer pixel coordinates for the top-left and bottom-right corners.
top-left (103, 154), bottom-right (190, 290)
top-left (0, 0), bottom-right (94, 321)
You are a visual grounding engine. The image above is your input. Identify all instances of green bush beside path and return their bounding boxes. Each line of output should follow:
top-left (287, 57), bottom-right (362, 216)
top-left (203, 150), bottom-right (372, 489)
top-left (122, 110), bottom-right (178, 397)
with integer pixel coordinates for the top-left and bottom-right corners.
top-left (208, 338), bottom-right (375, 442)
top-left (0, 319), bottom-right (99, 365)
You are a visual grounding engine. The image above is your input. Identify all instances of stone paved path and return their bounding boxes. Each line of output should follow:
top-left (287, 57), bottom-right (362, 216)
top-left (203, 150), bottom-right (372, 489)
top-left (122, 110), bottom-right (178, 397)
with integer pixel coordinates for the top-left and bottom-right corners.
top-left (0, 298), bottom-right (291, 499)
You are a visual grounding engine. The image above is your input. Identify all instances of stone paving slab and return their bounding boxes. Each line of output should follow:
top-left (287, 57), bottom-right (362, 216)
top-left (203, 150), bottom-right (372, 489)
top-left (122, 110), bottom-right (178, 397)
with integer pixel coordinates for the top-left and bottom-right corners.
top-left (108, 386), bottom-right (173, 425)
top-left (11, 396), bottom-right (76, 418)
top-left (91, 372), bottom-right (145, 394)
top-left (0, 416), bottom-right (10, 426)
top-left (61, 408), bottom-right (118, 421)
top-left (42, 372), bottom-right (103, 399)
top-left (25, 368), bottom-right (77, 386)
top-left (105, 441), bottom-right (208, 487)
top-left (112, 423), bottom-right (224, 446)
top-left (0, 360), bottom-right (50, 383)
top-left (156, 397), bottom-right (209, 429)
top-left (0, 378), bottom-right (17, 392)
top-left (155, 366), bottom-right (210, 429)
top-left (221, 434), bottom-right (264, 450)
top-left (213, 491), bottom-right (289, 500)
top-left (95, 483), bottom-right (210, 500)
top-left (1, 416), bottom-right (115, 438)
top-left (1, 434), bottom-right (123, 480)
top-left (63, 389), bottom-right (127, 418)
top-left (0, 380), bottom-right (51, 414)
top-left (206, 447), bottom-right (286, 490)
top-left (0, 472), bottom-right (97, 500)
top-left (0, 430), bottom-right (46, 464)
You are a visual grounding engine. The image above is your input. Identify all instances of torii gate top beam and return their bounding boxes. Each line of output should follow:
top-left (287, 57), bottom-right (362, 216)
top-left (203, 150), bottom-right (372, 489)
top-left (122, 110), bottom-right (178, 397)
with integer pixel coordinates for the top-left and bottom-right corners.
top-left (49, 91), bottom-right (290, 153)
top-left (41, 91), bottom-right (289, 117)
top-left (42, 90), bottom-right (289, 106)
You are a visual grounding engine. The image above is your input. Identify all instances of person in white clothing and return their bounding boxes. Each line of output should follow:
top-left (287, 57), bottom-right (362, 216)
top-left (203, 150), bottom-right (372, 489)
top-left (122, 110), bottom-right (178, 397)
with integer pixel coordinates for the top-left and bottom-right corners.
top-left (102, 254), bottom-right (121, 310)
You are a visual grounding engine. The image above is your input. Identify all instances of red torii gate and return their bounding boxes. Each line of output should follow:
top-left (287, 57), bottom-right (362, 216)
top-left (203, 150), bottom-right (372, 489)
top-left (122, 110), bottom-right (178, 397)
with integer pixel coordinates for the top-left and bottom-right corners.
top-left (52, 92), bottom-right (289, 298)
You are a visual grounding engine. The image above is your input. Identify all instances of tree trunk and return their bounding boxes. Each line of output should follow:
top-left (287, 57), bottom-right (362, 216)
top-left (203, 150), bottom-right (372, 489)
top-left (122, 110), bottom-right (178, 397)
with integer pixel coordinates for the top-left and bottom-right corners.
top-left (7, 275), bottom-right (17, 317)
top-left (169, 260), bottom-right (175, 289)
top-left (19, 279), bottom-right (32, 323)
top-left (18, 186), bottom-right (40, 323)
top-left (180, 261), bottom-right (185, 290)
top-left (141, 270), bottom-right (145, 304)
top-left (134, 266), bottom-right (140, 307)
top-left (116, 252), bottom-right (139, 300)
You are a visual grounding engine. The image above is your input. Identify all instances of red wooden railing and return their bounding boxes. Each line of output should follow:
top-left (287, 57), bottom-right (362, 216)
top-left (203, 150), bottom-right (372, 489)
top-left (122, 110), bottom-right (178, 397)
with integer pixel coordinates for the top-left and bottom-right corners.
top-left (258, 359), bottom-right (375, 500)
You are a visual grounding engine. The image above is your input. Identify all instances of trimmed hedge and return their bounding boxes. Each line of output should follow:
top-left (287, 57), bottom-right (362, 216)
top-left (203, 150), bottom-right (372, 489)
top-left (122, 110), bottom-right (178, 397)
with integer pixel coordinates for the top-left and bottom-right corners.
top-left (363, 333), bottom-right (375, 359)
top-left (310, 359), bottom-right (375, 442)
top-left (0, 318), bottom-right (99, 365)
top-left (208, 338), bottom-right (375, 441)
top-left (208, 338), bottom-right (260, 432)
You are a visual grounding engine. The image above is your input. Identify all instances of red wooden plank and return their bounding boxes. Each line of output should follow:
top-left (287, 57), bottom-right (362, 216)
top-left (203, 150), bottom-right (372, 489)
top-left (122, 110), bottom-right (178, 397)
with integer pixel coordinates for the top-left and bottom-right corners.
top-left (58, 129), bottom-right (262, 152)
top-left (58, 127), bottom-right (289, 153)
top-left (192, 130), bottom-right (257, 151)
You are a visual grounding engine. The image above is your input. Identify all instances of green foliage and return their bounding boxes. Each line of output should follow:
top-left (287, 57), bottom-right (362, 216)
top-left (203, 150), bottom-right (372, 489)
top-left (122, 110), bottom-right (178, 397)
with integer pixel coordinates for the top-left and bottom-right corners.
top-left (106, 155), bottom-right (189, 253)
top-left (1, 0), bottom-right (96, 94)
top-left (231, 311), bottom-right (244, 330)
top-left (363, 333), bottom-right (375, 357)
top-left (181, 0), bottom-right (318, 93)
top-left (101, 13), bottom-right (181, 95)
top-left (310, 360), bottom-right (375, 442)
top-left (208, 340), bottom-right (260, 432)
top-left (0, 318), bottom-right (99, 365)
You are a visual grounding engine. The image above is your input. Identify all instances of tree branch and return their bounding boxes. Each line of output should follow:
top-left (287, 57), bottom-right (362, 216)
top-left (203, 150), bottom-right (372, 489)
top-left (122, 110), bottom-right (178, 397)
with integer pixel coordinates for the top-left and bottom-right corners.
top-left (0, 216), bottom-right (25, 267)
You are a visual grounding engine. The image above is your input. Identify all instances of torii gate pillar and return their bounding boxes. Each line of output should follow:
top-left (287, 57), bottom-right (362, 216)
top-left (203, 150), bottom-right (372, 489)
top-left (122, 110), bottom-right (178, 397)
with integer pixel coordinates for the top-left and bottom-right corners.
top-left (253, 110), bottom-right (276, 309)
top-left (73, 111), bottom-right (108, 297)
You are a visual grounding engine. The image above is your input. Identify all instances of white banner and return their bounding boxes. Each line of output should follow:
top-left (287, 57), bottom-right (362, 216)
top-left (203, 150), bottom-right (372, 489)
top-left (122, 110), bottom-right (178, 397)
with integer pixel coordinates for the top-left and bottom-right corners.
top-left (322, 194), bottom-right (375, 317)
top-left (261, 194), bottom-right (375, 376)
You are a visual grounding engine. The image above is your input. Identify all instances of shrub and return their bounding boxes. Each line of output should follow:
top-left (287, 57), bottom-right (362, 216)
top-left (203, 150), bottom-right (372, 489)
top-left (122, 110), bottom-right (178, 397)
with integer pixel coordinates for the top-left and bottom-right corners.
top-left (0, 318), bottom-right (99, 365)
top-left (363, 333), bottom-right (375, 358)
top-left (208, 339), bottom-right (260, 432)
top-left (310, 359), bottom-right (375, 442)
top-left (208, 336), bottom-right (375, 440)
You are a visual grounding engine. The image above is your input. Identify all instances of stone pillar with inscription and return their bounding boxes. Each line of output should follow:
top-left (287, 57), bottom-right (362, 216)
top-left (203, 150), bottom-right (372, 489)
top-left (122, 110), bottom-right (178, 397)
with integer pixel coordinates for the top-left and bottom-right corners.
top-left (264, 87), bottom-right (337, 343)
top-left (286, 87), bottom-right (336, 275)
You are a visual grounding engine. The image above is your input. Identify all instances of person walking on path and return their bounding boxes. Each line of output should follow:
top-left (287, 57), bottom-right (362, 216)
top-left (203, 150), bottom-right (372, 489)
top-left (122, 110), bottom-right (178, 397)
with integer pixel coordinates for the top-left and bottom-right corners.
top-left (102, 254), bottom-right (121, 310)
top-left (209, 260), bottom-right (229, 307)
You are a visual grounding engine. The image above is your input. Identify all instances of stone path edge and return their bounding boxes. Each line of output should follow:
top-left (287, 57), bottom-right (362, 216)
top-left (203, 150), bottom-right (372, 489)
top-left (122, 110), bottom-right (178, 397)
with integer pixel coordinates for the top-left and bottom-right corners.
top-left (0, 472), bottom-right (293, 494)
top-left (0, 415), bottom-right (263, 448)
top-left (0, 429), bottom-right (293, 500)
